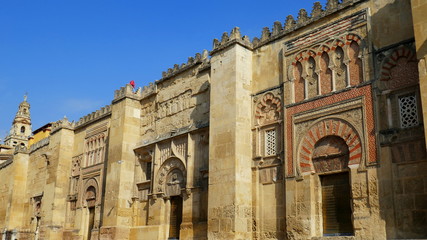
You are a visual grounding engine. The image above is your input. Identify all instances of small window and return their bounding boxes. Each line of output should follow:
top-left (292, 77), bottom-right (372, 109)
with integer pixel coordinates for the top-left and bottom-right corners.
top-left (265, 129), bottom-right (277, 156)
top-left (21, 126), bottom-right (25, 133)
top-left (146, 162), bottom-right (152, 180)
top-left (398, 93), bottom-right (419, 128)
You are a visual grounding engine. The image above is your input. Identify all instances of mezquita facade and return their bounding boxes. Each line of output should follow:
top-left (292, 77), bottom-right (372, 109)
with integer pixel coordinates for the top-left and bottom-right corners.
top-left (1, 0), bottom-right (427, 239)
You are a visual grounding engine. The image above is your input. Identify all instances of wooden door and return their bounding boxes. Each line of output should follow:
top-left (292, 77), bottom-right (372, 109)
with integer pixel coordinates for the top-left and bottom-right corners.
top-left (321, 172), bottom-right (353, 236)
top-left (169, 196), bottom-right (183, 239)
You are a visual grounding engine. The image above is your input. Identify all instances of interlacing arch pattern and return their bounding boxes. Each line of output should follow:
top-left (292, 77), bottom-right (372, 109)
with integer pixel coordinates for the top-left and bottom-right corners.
top-left (85, 133), bottom-right (106, 166)
top-left (298, 118), bottom-right (362, 173)
top-left (290, 33), bottom-right (364, 102)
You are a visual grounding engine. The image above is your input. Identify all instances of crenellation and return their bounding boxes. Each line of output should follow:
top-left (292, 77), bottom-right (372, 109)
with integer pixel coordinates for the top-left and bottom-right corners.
top-left (272, 21), bottom-right (283, 36)
top-left (221, 32), bottom-right (229, 44)
top-left (297, 9), bottom-right (310, 25)
top-left (261, 27), bottom-right (271, 41)
top-left (212, 27), bottom-right (253, 54)
top-left (285, 15), bottom-right (296, 31)
top-left (113, 84), bottom-right (143, 102)
top-left (51, 117), bottom-right (75, 134)
top-left (159, 49), bottom-right (210, 80)
top-left (248, 0), bottom-right (366, 50)
top-left (74, 105), bottom-right (112, 129)
top-left (141, 82), bottom-right (157, 99)
top-left (311, 2), bottom-right (324, 18)
top-left (326, 0), bottom-right (339, 12)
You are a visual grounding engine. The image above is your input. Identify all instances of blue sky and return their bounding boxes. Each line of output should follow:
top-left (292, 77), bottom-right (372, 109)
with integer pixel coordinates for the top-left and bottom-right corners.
top-left (0, 0), bottom-right (327, 141)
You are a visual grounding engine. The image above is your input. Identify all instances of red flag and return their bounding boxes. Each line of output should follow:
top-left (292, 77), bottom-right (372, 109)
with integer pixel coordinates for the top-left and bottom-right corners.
top-left (130, 80), bottom-right (135, 88)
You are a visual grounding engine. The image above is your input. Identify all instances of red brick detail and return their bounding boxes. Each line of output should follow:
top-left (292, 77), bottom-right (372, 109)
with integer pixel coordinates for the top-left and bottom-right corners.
top-left (297, 118), bottom-right (363, 173)
top-left (379, 47), bottom-right (419, 91)
top-left (348, 41), bottom-right (363, 86)
top-left (349, 143), bottom-right (361, 153)
top-left (302, 146), bottom-right (311, 155)
top-left (285, 85), bottom-right (377, 177)
top-left (345, 33), bottom-right (362, 45)
top-left (380, 46), bottom-right (417, 82)
top-left (294, 61), bottom-right (305, 102)
top-left (319, 52), bottom-right (333, 95)
top-left (349, 153), bottom-right (362, 161)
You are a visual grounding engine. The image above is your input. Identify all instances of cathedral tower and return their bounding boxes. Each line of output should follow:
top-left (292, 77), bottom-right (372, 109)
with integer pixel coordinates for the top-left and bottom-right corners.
top-left (4, 95), bottom-right (32, 148)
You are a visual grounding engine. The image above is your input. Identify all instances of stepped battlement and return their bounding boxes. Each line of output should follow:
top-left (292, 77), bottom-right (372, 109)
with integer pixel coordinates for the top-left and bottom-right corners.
top-left (212, 0), bottom-right (363, 52)
top-left (159, 49), bottom-right (210, 81)
top-left (74, 105), bottom-right (112, 128)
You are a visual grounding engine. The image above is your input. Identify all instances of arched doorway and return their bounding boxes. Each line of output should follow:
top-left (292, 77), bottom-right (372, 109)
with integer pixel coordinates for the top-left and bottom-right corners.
top-left (312, 136), bottom-right (353, 236)
top-left (85, 186), bottom-right (96, 240)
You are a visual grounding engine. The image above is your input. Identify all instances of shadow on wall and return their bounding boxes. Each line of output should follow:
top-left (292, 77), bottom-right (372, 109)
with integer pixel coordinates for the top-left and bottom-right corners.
top-left (372, 1), bottom-right (427, 239)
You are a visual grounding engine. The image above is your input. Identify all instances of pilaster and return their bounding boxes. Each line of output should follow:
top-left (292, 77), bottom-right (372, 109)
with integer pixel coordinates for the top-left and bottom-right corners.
top-left (101, 86), bottom-right (141, 239)
top-left (208, 41), bottom-right (253, 239)
top-left (41, 120), bottom-right (75, 239)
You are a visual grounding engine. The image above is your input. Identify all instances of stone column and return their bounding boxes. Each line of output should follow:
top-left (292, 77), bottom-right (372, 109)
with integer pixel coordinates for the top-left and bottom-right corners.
top-left (100, 85), bottom-right (141, 239)
top-left (208, 41), bottom-right (253, 239)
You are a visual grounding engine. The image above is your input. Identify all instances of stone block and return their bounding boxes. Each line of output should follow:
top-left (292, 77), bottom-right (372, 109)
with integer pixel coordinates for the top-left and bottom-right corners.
top-left (404, 177), bottom-right (424, 194)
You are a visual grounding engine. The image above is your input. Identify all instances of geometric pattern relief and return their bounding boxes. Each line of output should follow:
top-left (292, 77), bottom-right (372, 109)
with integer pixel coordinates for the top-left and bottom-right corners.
top-left (398, 94), bottom-right (419, 128)
top-left (299, 118), bottom-right (362, 173)
top-left (289, 33), bottom-right (364, 103)
top-left (265, 129), bottom-right (277, 156)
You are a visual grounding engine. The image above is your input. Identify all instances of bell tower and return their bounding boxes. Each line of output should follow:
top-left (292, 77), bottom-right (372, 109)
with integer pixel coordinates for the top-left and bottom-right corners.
top-left (5, 95), bottom-right (32, 148)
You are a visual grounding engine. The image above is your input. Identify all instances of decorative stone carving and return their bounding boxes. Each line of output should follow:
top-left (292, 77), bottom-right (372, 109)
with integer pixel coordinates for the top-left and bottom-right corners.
top-left (287, 32), bottom-right (365, 102)
top-left (312, 136), bottom-right (349, 173)
top-left (157, 90), bottom-right (193, 119)
top-left (255, 93), bottom-right (282, 125)
top-left (84, 132), bottom-right (106, 167)
top-left (297, 118), bottom-right (362, 174)
top-left (71, 155), bottom-right (82, 176)
top-left (165, 170), bottom-right (185, 197)
top-left (172, 137), bottom-right (187, 160)
top-left (156, 158), bottom-right (186, 197)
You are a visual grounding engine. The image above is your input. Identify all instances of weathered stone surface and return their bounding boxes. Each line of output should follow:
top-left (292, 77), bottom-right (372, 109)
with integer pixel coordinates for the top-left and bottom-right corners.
top-left (1, 1), bottom-right (427, 240)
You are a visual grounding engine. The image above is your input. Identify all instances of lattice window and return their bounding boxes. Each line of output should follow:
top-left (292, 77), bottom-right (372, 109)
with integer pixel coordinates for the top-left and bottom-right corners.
top-left (265, 129), bottom-right (277, 156)
top-left (398, 94), bottom-right (419, 128)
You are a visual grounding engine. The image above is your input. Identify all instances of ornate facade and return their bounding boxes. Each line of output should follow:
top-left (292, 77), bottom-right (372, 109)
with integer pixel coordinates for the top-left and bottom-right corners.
top-left (1, 0), bottom-right (427, 239)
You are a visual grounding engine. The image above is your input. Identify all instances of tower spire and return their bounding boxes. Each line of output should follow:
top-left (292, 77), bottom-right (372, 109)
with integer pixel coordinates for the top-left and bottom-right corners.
top-left (4, 95), bottom-right (32, 148)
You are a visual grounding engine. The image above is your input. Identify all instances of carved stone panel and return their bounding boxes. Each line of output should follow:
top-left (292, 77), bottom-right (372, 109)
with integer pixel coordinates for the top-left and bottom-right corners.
top-left (254, 92), bottom-right (282, 126)
top-left (71, 155), bottom-right (82, 177)
top-left (165, 169), bottom-right (185, 197)
top-left (156, 158), bottom-right (186, 196)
